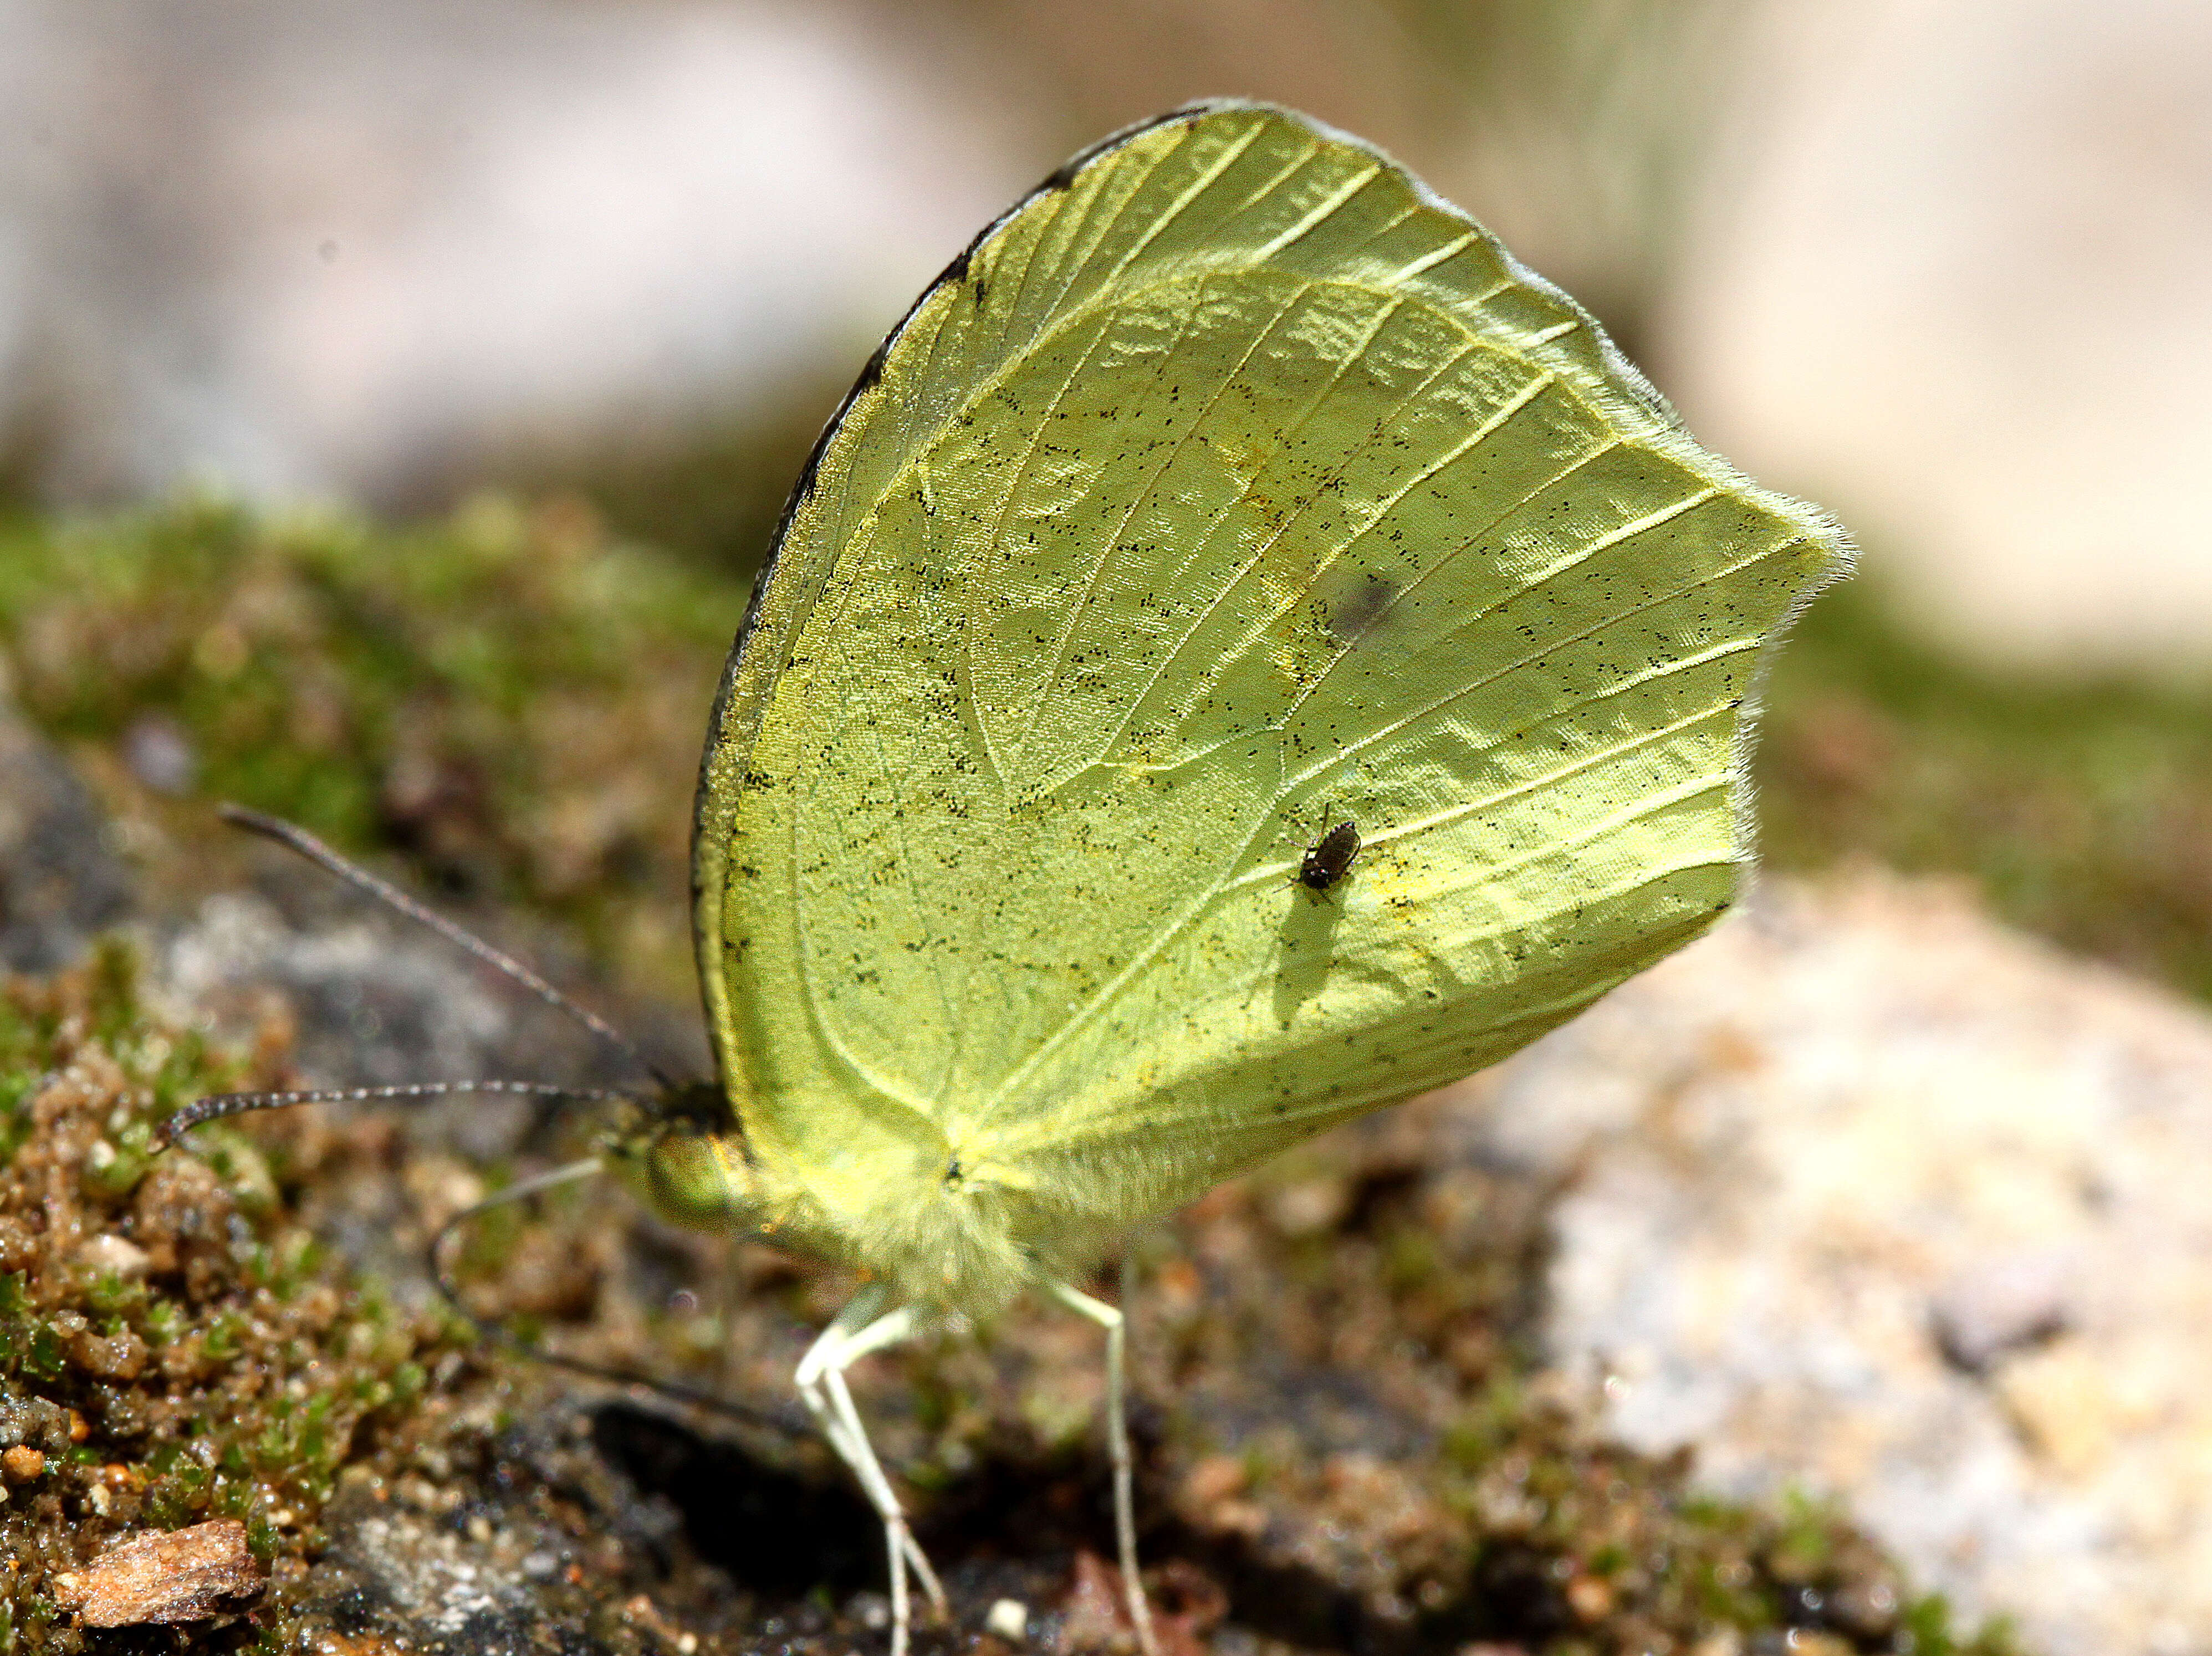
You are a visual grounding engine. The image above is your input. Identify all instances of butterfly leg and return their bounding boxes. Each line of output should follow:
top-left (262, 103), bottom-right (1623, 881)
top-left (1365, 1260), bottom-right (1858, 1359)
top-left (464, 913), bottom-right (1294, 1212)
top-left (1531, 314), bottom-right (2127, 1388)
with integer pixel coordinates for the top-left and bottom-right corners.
top-left (793, 1286), bottom-right (947, 1656)
top-left (820, 1316), bottom-right (947, 1611)
top-left (1042, 1279), bottom-right (1158, 1656)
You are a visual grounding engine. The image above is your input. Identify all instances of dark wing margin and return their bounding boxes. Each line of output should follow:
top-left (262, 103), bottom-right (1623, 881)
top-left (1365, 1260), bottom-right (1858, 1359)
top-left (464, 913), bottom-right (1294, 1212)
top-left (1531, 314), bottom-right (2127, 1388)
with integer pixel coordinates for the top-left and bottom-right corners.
top-left (689, 100), bottom-right (1243, 952)
top-left (690, 105), bottom-right (1229, 866)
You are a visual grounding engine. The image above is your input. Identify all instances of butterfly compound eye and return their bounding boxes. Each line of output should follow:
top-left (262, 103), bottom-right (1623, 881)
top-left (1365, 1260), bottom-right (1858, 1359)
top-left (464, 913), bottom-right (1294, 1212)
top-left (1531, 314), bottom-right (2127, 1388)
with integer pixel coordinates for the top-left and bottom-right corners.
top-left (610, 1127), bottom-right (763, 1234)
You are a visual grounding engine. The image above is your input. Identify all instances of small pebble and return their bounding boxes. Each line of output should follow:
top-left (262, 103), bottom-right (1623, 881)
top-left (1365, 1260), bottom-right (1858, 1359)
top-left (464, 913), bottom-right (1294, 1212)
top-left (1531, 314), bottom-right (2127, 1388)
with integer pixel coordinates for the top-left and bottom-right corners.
top-left (76, 1234), bottom-right (151, 1280)
top-left (1, 1446), bottom-right (44, 1482)
top-left (1565, 1573), bottom-right (1614, 1622)
top-left (121, 713), bottom-right (198, 795)
top-left (0, 1217), bottom-right (36, 1272)
top-left (1181, 1454), bottom-right (1248, 1507)
top-left (70, 1328), bottom-right (149, 1382)
top-left (53, 1518), bottom-right (263, 1626)
top-left (985, 1598), bottom-right (1029, 1642)
top-left (1930, 1251), bottom-right (2075, 1376)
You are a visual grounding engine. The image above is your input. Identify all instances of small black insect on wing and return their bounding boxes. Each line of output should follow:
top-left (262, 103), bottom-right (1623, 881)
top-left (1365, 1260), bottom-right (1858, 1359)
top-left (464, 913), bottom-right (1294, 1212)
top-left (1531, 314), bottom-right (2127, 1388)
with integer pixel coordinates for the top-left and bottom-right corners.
top-left (1296, 820), bottom-right (1362, 893)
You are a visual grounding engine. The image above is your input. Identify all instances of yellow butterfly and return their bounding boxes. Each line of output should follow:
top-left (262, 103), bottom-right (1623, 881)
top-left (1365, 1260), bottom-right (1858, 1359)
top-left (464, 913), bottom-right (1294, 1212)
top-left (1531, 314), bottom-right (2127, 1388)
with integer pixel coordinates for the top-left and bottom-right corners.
top-left (173, 100), bottom-right (1846, 1655)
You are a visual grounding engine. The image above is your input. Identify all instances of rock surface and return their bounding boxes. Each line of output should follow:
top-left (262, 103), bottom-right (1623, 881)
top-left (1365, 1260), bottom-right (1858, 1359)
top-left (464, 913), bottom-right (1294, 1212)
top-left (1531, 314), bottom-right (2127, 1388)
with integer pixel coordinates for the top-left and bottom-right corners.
top-left (0, 698), bottom-right (133, 973)
top-left (1467, 871), bottom-right (2212, 1656)
top-left (144, 860), bottom-right (710, 1305)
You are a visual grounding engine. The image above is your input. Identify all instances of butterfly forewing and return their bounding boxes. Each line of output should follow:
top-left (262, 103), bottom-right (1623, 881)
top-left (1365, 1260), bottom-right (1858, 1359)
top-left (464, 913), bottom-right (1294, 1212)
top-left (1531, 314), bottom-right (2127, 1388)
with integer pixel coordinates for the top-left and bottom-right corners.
top-left (692, 103), bottom-right (1843, 1295)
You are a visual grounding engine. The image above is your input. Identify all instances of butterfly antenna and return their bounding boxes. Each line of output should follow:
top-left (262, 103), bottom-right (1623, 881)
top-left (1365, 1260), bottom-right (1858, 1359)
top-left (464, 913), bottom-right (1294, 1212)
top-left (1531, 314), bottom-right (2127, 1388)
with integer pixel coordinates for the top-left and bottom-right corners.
top-left (157, 1079), bottom-right (637, 1146)
top-left (430, 1159), bottom-right (809, 1440)
top-left (217, 803), bottom-right (675, 1090)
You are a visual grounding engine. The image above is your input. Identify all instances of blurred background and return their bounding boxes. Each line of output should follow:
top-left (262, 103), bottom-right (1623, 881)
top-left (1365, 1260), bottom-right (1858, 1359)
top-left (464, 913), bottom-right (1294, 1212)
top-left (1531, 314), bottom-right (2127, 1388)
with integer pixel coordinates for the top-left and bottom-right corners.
top-left (4, 0), bottom-right (2212, 998)
top-left (3, 0), bottom-right (2205, 655)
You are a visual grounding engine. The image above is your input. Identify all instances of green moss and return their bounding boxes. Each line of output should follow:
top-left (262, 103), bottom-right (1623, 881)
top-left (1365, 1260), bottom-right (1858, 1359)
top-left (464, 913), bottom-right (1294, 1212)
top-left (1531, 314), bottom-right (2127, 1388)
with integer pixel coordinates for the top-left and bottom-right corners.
top-left (0, 493), bottom-right (748, 996)
top-left (0, 942), bottom-right (476, 1655)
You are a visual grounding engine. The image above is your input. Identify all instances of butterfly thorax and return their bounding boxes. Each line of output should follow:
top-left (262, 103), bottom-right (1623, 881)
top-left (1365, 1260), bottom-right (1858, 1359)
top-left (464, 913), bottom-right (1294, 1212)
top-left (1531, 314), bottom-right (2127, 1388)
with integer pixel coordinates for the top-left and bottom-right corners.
top-left (615, 1080), bottom-right (1111, 1314)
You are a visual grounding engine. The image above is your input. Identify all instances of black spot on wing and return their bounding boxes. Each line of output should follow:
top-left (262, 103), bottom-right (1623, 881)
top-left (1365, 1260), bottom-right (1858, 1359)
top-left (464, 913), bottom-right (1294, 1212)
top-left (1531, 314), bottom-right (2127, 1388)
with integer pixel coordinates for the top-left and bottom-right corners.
top-left (1329, 577), bottom-right (1397, 643)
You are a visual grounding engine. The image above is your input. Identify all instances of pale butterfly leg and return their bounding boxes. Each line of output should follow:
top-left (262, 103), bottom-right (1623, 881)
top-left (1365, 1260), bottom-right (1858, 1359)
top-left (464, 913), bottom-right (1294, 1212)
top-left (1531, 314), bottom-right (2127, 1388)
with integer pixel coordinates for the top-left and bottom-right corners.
top-left (795, 1296), bottom-right (938, 1648)
top-left (795, 1285), bottom-right (931, 1582)
top-left (1042, 1279), bottom-right (1159, 1656)
top-left (793, 1326), bottom-right (913, 1656)
top-left (822, 1334), bottom-right (946, 1603)
top-left (793, 1287), bottom-right (946, 1656)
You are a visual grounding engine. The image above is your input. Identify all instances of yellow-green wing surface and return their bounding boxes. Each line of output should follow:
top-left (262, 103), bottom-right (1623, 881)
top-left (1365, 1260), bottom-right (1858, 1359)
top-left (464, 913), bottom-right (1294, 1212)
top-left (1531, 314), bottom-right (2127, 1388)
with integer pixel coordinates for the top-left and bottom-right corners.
top-left (692, 102), bottom-right (1846, 1310)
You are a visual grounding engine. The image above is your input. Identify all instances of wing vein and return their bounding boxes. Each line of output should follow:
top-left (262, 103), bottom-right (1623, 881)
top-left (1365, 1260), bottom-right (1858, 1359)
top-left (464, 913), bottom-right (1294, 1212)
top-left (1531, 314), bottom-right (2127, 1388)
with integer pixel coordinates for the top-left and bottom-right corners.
top-left (1013, 277), bottom-right (1219, 765)
top-left (1392, 227), bottom-right (1479, 281)
top-left (1229, 635), bottom-right (1763, 888)
top-left (1288, 485), bottom-right (1736, 786)
top-left (1250, 162), bottom-right (1385, 262)
top-left (1031, 122), bottom-right (1204, 350)
top-left (1099, 118), bottom-right (1270, 290)
top-left (1088, 292), bottom-right (1439, 761)
top-left (979, 497), bottom-right (1766, 1115)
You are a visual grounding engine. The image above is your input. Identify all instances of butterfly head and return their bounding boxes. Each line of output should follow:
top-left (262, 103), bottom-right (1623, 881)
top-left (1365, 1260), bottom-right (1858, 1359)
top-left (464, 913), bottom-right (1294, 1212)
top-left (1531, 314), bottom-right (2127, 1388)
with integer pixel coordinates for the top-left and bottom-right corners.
top-left (603, 1080), bottom-right (767, 1234)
